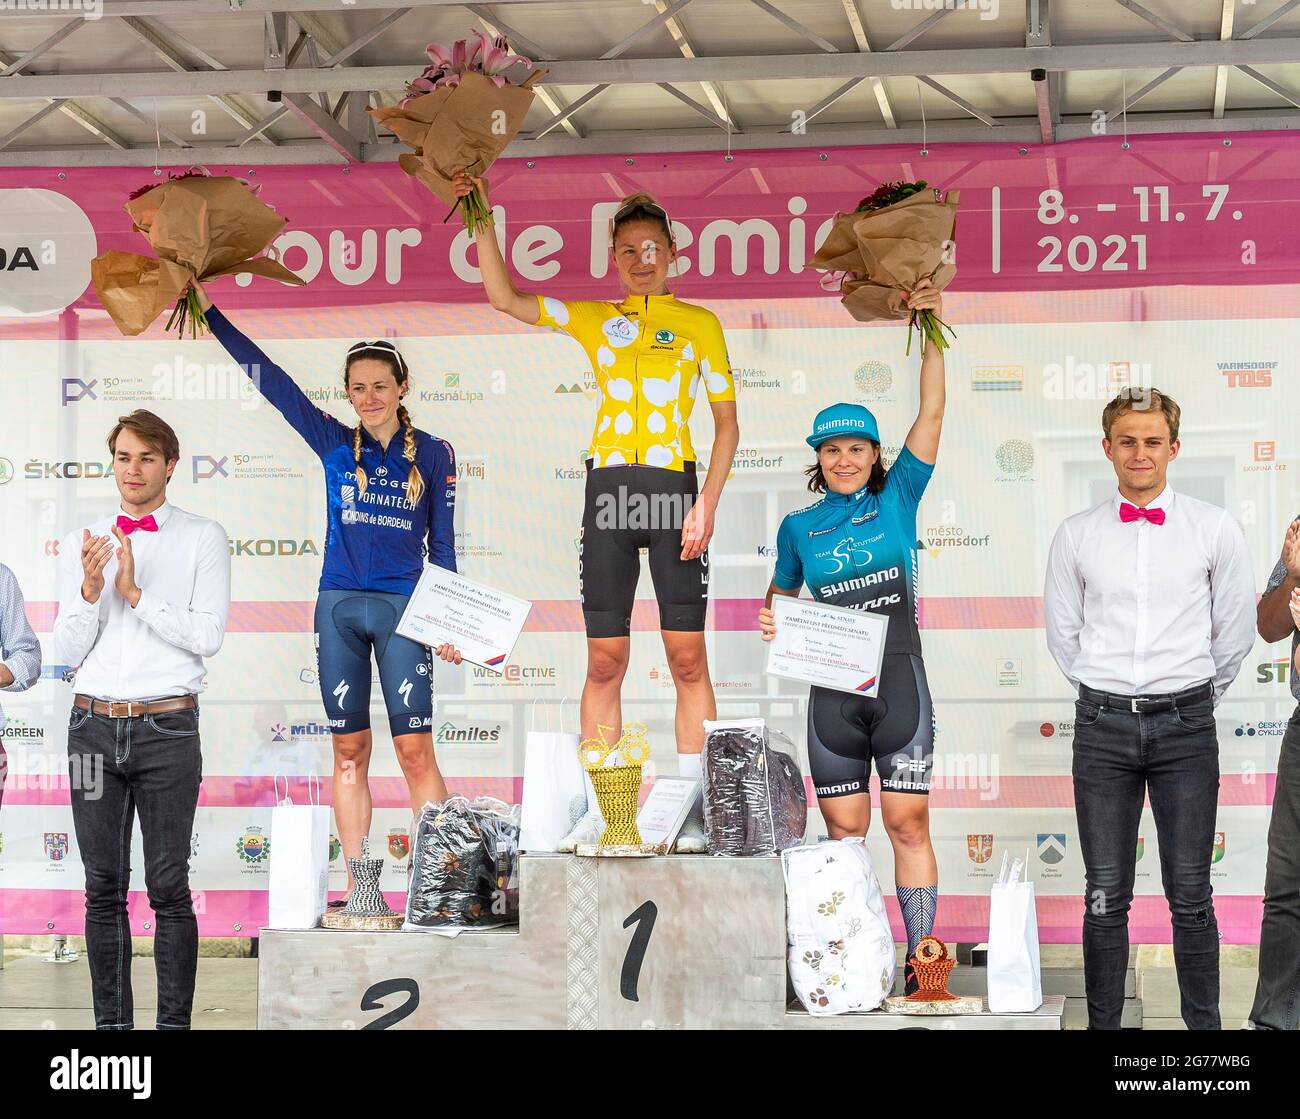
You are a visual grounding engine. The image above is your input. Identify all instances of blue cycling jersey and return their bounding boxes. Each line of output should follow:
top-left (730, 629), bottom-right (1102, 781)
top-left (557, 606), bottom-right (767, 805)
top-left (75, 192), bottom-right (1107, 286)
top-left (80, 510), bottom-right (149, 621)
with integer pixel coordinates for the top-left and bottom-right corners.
top-left (208, 306), bottom-right (456, 596)
top-left (773, 445), bottom-right (933, 657)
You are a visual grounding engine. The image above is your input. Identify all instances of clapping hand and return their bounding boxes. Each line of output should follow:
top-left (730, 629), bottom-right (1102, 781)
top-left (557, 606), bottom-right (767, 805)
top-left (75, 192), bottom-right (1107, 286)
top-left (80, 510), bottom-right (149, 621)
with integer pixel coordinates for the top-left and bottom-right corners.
top-left (79, 529), bottom-right (114, 604)
top-left (111, 525), bottom-right (142, 608)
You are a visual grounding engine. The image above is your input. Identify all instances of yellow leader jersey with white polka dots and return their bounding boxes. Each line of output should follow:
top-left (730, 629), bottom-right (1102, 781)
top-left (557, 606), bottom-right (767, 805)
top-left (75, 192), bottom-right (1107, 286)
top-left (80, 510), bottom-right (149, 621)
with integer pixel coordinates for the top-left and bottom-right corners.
top-left (534, 291), bottom-right (736, 472)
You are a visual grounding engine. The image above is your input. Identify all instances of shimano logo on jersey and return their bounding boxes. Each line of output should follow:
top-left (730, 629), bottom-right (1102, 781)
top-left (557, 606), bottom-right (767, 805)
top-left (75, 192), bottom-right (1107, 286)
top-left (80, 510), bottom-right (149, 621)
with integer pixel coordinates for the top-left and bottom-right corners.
top-left (817, 566), bottom-right (900, 598)
top-left (807, 526), bottom-right (837, 538)
top-left (851, 510), bottom-right (879, 525)
top-left (816, 780), bottom-right (863, 796)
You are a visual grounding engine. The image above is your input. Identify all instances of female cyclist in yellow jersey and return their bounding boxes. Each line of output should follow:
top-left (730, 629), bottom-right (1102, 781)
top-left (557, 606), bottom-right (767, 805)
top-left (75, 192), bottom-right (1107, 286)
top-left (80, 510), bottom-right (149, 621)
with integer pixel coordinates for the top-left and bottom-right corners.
top-left (454, 174), bottom-right (740, 850)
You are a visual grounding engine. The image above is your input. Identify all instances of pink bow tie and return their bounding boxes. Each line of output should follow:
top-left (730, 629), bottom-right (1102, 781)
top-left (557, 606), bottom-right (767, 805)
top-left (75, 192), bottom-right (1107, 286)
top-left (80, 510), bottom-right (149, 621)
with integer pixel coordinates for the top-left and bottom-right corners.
top-left (1119, 502), bottom-right (1165, 526)
top-left (116, 513), bottom-right (158, 535)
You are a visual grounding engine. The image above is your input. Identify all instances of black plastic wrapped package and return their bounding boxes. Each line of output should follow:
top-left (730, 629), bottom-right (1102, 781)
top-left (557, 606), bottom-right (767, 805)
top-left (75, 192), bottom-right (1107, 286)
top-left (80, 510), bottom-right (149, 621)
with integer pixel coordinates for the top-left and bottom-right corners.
top-left (403, 796), bottom-right (521, 932)
top-left (702, 718), bottom-right (807, 856)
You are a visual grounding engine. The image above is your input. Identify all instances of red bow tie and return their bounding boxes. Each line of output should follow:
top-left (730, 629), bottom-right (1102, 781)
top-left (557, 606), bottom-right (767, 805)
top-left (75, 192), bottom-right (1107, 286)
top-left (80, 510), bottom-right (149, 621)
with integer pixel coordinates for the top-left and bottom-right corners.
top-left (1119, 502), bottom-right (1165, 526)
top-left (116, 513), bottom-right (159, 535)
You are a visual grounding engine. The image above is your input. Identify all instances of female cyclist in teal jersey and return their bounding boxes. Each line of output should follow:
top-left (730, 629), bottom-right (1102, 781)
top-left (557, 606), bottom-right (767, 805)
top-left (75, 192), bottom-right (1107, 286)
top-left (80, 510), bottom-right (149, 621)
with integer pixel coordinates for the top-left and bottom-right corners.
top-left (759, 279), bottom-right (946, 993)
top-left (192, 280), bottom-right (462, 904)
top-left (452, 172), bottom-right (741, 851)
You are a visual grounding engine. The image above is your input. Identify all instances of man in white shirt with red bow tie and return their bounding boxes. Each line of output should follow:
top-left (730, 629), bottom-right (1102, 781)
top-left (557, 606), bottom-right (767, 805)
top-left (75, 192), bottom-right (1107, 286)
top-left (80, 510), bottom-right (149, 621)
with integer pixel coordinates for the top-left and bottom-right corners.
top-left (1044, 387), bottom-right (1256, 1030)
top-left (53, 410), bottom-right (229, 1031)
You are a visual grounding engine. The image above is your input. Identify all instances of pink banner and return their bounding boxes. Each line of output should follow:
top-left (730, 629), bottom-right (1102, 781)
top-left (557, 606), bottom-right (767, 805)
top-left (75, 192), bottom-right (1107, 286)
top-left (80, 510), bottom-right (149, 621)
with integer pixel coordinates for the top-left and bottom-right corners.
top-left (3, 130), bottom-right (1297, 320)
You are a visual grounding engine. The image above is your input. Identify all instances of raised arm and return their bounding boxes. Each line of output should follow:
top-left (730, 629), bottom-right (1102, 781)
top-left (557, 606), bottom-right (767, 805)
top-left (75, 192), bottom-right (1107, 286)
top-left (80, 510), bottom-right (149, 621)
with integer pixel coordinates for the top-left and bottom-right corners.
top-left (1258, 520), bottom-right (1300, 642)
top-left (902, 279), bottom-right (946, 465)
top-left (453, 173), bottom-right (541, 325)
top-left (192, 280), bottom-right (348, 458)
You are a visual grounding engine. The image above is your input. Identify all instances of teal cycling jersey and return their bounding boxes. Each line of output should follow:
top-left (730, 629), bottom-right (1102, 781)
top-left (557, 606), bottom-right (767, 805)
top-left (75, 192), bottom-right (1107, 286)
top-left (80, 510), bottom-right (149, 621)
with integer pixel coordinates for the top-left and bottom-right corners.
top-left (773, 445), bottom-right (934, 657)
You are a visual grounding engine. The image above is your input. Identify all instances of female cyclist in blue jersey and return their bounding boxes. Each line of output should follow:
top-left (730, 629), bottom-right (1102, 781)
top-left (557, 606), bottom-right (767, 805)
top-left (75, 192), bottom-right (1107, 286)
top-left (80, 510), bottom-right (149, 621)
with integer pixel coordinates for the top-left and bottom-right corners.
top-left (191, 281), bottom-right (461, 904)
top-left (759, 279), bottom-right (946, 993)
top-left (452, 172), bottom-right (741, 852)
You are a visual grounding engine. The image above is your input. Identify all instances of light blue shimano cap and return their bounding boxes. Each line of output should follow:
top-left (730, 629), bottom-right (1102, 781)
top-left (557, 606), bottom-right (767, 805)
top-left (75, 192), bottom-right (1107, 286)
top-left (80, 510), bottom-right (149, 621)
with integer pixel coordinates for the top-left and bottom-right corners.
top-left (805, 402), bottom-right (881, 449)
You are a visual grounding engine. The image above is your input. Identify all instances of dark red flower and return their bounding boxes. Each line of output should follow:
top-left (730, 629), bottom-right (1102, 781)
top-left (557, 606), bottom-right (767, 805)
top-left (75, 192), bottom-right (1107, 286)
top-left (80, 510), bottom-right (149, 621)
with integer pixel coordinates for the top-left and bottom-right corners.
top-left (855, 180), bottom-right (928, 213)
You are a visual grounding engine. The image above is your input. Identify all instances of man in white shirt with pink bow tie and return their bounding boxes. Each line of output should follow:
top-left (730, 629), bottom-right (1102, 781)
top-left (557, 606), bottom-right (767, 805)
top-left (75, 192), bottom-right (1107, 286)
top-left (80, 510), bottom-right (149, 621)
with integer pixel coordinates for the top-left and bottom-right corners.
top-left (1044, 387), bottom-right (1256, 1030)
top-left (53, 410), bottom-right (229, 1031)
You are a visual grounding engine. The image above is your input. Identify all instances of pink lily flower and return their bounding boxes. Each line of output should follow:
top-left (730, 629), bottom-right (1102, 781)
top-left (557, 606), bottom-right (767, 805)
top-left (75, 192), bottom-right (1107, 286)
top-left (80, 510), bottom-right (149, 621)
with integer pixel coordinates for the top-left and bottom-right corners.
top-left (819, 269), bottom-right (850, 293)
top-left (425, 35), bottom-right (482, 79)
top-left (472, 30), bottom-right (532, 86)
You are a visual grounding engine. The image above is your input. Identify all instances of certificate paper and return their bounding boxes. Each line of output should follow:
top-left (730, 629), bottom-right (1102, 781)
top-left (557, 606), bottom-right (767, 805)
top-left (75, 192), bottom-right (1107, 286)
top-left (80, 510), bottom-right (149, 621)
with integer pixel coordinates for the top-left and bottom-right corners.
top-left (396, 565), bottom-right (532, 673)
top-left (765, 597), bottom-right (889, 697)
top-left (636, 777), bottom-right (700, 853)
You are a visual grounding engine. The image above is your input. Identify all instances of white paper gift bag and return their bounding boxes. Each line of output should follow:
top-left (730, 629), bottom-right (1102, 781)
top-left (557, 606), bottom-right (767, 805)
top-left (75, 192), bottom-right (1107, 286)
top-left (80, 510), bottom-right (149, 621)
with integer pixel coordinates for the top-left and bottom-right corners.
top-left (267, 773), bottom-right (330, 930)
top-left (519, 699), bottom-right (585, 852)
top-left (987, 851), bottom-right (1043, 1013)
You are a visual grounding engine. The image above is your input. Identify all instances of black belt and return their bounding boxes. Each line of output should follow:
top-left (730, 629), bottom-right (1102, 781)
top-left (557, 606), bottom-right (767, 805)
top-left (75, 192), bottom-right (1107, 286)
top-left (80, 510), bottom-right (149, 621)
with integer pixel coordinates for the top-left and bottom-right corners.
top-left (1077, 681), bottom-right (1212, 715)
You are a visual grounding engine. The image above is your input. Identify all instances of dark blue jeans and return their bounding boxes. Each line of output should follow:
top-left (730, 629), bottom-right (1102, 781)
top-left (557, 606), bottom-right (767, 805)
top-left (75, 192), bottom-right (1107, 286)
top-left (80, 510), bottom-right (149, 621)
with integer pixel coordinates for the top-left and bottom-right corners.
top-left (67, 701), bottom-right (203, 1030)
top-left (1072, 687), bottom-right (1221, 1030)
top-left (1250, 707), bottom-right (1300, 1029)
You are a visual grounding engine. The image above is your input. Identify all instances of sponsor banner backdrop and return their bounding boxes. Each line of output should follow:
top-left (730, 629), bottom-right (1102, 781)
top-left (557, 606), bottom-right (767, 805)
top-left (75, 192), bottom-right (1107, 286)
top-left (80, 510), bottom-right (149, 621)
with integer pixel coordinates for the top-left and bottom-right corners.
top-left (0, 136), bottom-right (1295, 942)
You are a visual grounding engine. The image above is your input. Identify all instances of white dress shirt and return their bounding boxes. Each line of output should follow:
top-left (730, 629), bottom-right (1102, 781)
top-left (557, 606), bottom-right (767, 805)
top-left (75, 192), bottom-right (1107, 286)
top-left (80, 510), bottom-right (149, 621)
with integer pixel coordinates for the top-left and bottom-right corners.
top-left (1044, 484), bottom-right (1256, 703)
top-left (52, 500), bottom-right (230, 701)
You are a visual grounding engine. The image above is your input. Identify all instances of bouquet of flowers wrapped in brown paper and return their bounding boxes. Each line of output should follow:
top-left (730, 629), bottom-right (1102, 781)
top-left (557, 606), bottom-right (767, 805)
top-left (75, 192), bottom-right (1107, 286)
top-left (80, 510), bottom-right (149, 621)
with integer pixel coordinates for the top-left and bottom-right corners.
top-left (91, 169), bottom-right (304, 337)
top-left (805, 181), bottom-right (959, 355)
top-left (369, 32), bottom-right (544, 232)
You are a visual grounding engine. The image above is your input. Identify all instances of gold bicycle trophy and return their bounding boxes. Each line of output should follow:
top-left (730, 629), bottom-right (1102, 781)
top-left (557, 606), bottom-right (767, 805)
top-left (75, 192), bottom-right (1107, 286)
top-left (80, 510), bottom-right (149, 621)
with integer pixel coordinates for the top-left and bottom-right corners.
top-left (576, 723), bottom-right (656, 857)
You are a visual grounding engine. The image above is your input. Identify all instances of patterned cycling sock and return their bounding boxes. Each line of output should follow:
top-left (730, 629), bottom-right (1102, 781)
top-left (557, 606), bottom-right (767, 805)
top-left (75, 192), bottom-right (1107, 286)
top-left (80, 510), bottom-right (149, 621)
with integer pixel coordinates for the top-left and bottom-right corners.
top-left (897, 885), bottom-right (938, 992)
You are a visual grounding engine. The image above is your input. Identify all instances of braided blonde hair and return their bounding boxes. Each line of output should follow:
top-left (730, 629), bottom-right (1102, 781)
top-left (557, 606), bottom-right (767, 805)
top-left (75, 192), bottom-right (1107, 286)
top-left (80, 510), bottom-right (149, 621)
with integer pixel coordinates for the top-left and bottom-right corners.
top-left (398, 403), bottom-right (424, 506)
top-left (352, 422), bottom-right (368, 497)
top-left (351, 404), bottom-right (424, 507)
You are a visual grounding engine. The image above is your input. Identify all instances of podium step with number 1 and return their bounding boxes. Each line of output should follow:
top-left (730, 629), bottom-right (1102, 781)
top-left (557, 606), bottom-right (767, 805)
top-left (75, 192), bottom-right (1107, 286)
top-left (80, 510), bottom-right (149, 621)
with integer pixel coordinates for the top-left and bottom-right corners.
top-left (256, 854), bottom-right (1063, 1029)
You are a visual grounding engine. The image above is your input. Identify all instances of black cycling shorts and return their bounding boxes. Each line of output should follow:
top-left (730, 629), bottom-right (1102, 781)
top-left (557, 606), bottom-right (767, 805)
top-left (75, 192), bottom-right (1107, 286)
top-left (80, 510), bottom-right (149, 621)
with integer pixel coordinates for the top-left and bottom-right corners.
top-left (579, 462), bottom-right (708, 639)
top-left (807, 653), bottom-right (934, 798)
